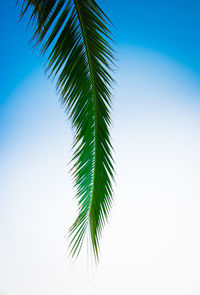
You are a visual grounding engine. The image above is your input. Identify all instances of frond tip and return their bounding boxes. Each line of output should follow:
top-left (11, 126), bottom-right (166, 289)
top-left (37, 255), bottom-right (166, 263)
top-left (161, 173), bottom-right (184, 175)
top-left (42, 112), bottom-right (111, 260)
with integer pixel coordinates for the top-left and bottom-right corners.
top-left (18, 0), bottom-right (115, 261)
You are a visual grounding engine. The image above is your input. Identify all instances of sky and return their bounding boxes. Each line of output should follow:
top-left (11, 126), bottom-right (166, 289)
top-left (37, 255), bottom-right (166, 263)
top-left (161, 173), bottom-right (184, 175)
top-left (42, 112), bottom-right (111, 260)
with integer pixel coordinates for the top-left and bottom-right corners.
top-left (0, 1), bottom-right (200, 294)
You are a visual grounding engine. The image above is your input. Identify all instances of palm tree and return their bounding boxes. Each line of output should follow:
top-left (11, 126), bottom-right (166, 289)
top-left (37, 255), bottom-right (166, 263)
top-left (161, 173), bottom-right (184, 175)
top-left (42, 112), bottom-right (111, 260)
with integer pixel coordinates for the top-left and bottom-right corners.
top-left (18, 0), bottom-right (115, 261)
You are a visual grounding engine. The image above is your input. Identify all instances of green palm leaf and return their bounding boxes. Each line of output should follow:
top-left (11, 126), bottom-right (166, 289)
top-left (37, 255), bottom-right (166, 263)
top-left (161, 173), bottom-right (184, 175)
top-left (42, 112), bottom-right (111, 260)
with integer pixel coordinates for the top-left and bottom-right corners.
top-left (18, 0), bottom-right (115, 260)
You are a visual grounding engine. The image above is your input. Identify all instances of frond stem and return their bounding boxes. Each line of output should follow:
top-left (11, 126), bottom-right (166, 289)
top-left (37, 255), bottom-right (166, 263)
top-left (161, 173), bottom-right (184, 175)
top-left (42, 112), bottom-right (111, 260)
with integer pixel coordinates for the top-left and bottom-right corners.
top-left (73, 0), bottom-right (98, 218)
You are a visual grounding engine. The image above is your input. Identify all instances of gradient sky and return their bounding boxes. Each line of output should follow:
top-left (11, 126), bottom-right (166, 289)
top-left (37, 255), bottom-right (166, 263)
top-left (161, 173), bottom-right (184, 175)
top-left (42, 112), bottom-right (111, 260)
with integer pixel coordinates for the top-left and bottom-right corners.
top-left (1, 1), bottom-right (200, 294)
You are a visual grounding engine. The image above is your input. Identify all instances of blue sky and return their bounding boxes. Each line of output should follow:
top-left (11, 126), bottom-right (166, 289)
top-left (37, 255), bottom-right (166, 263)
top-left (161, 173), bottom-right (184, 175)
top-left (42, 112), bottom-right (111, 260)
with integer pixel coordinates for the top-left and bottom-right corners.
top-left (0, 0), bottom-right (199, 100)
top-left (1, 1), bottom-right (200, 294)
top-left (107, 0), bottom-right (199, 70)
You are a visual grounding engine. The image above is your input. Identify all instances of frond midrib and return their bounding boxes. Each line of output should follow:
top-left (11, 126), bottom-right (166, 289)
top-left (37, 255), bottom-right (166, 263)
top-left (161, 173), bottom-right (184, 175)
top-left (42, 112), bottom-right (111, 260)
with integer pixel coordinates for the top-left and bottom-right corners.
top-left (73, 1), bottom-right (98, 220)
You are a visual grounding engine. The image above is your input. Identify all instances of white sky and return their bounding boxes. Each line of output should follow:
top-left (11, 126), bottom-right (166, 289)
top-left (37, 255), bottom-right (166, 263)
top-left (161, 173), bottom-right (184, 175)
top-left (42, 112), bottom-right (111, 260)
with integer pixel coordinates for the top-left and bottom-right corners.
top-left (1, 48), bottom-right (200, 294)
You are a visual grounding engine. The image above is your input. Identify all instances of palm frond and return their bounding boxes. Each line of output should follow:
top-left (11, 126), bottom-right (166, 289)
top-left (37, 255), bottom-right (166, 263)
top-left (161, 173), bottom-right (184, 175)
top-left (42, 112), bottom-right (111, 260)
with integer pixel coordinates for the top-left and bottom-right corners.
top-left (18, 0), bottom-right (115, 261)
